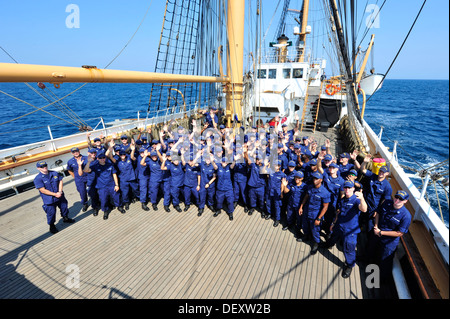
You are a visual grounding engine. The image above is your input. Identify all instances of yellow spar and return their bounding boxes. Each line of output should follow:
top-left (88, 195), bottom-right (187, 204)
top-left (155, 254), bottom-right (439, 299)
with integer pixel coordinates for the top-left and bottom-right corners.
top-left (0, 63), bottom-right (229, 85)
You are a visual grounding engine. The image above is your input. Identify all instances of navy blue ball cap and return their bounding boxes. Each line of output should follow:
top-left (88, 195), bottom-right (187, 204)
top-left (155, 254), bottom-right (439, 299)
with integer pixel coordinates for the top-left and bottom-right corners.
top-left (71, 147), bottom-right (79, 152)
top-left (150, 150), bottom-right (157, 156)
top-left (395, 190), bottom-right (409, 200)
top-left (119, 150), bottom-right (127, 156)
top-left (379, 166), bottom-right (389, 173)
top-left (343, 180), bottom-right (354, 188)
top-left (340, 152), bottom-right (350, 159)
top-left (97, 153), bottom-right (106, 159)
top-left (36, 161), bottom-right (47, 168)
top-left (329, 162), bottom-right (338, 169)
top-left (141, 136), bottom-right (147, 140)
top-left (294, 171), bottom-right (304, 178)
top-left (349, 169), bottom-right (358, 176)
top-left (324, 154), bottom-right (332, 161)
top-left (309, 159), bottom-right (317, 166)
top-left (120, 135), bottom-right (128, 140)
top-left (93, 137), bottom-right (101, 142)
top-left (312, 172), bottom-right (323, 179)
top-left (88, 148), bottom-right (97, 153)
top-left (288, 160), bottom-right (296, 167)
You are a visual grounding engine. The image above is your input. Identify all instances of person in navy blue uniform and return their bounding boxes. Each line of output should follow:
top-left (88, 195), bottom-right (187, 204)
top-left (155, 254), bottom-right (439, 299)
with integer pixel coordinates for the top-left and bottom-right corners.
top-left (82, 149), bottom-right (101, 216)
top-left (264, 159), bottom-right (287, 227)
top-left (34, 161), bottom-right (74, 234)
top-left (324, 181), bottom-right (368, 278)
top-left (298, 171), bottom-right (331, 254)
top-left (318, 158), bottom-right (345, 238)
top-left (202, 106), bottom-right (219, 129)
top-left (112, 148), bottom-right (139, 210)
top-left (198, 152), bottom-right (217, 216)
top-left (282, 170), bottom-right (306, 233)
top-left (84, 152), bottom-right (125, 219)
top-left (232, 149), bottom-right (248, 212)
top-left (212, 156), bottom-right (236, 220)
top-left (136, 148), bottom-right (151, 211)
top-left (360, 154), bottom-right (393, 231)
top-left (367, 190), bottom-right (412, 280)
top-left (244, 149), bottom-right (266, 217)
top-left (181, 150), bottom-right (201, 212)
top-left (145, 147), bottom-right (164, 211)
top-left (118, 135), bottom-right (131, 154)
top-left (67, 147), bottom-right (89, 212)
top-left (161, 151), bottom-right (184, 212)
top-left (338, 151), bottom-right (361, 179)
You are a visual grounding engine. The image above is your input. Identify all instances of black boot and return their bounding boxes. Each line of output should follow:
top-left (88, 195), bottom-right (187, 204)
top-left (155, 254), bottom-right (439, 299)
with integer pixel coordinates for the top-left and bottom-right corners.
top-left (197, 208), bottom-right (204, 216)
top-left (82, 203), bottom-right (89, 212)
top-left (93, 208), bottom-right (99, 216)
top-left (118, 206), bottom-right (126, 214)
top-left (103, 211), bottom-right (110, 220)
top-left (164, 205), bottom-right (170, 212)
top-left (49, 224), bottom-right (59, 234)
top-left (174, 205), bottom-right (182, 213)
top-left (342, 265), bottom-right (353, 278)
top-left (152, 203), bottom-right (158, 211)
top-left (213, 209), bottom-right (221, 217)
top-left (142, 203), bottom-right (150, 211)
top-left (124, 203), bottom-right (129, 210)
top-left (310, 242), bottom-right (319, 255)
top-left (248, 208), bottom-right (254, 215)
top-left (229, 213), bottom-right (233, 221)
top-left (63, 216), bottom-right (75, 223)
top-left (184, 204), bottom-right (190, 212)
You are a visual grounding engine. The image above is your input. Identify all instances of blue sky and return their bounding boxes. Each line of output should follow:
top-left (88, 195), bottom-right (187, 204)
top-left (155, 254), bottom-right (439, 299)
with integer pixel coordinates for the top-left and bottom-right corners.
top-left (0, 0), bottom-right (448, 80)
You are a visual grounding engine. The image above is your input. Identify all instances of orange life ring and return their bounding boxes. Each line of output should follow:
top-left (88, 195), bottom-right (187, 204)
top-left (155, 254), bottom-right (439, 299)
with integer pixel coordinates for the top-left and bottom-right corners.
top-left (325, 84), bottom-right (338, 95)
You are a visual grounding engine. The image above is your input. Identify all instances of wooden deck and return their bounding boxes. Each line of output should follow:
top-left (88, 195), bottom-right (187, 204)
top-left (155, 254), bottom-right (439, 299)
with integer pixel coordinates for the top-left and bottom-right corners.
top-left (0, 128), bottom-right (380, 300)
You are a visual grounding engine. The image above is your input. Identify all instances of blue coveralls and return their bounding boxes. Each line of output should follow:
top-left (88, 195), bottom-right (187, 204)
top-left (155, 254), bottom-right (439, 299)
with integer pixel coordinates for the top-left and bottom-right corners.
top-left (117, 155), bottom-right (139, 204)
top-left (149, 157), bottom-right (163, 204)
top-left (302, 185), bottom-right (331, 243)
top-left (233, 162), bottom-right (248, 207)
top-left (92, 161), bottom-right (121, 212)
top-left (328, 195), bottom-right (362, 268)
top-left (286, 183), bottom-right (307, 227)
top-left (322, 171), bottom-right (345, 232)
top-left (167, 161), bottom-right (185, 207)
top-left (363, 170), bottom-right (393, 229)
top-left (266, 169), bottom-right (287, 221)
top-left (183, 163), bottom-right (200, 206)
top-left (247, 162), bottom-right (266, 211)
top-left (367, 200), bottom-right (411, 278)
top-left (86, 158), bottom-right (100, 210)
top-left (67, 155), bottom-right (88, 206)
top-left (161, 161), bottom-right (172, 207)
top-left (199, 161), bottom-right (216, 210)
top-left (216, 163), bottom-right (234, 215)
top-left (137, 154), bottom-right (151, 203)
top-left (34, 171), bottom-right (69, 225)
top-left (339, 163), bottom-right (354, 179)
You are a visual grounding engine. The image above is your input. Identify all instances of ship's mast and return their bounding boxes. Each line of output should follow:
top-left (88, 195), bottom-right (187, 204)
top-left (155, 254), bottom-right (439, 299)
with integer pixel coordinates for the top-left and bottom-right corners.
top-left (297, 0), bottom-right (310, 62)
top-left (224, 0), bottom-right (245, 128)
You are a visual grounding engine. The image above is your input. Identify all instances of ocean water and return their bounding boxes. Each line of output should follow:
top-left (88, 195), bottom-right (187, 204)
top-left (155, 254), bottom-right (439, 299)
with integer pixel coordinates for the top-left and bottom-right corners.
top-left (0, 79), bottom-right (448, 224)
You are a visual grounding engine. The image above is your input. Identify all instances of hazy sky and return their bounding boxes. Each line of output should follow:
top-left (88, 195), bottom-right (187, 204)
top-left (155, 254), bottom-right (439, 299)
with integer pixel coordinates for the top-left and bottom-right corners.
top-left (0, 0), bottom-right (448, 80)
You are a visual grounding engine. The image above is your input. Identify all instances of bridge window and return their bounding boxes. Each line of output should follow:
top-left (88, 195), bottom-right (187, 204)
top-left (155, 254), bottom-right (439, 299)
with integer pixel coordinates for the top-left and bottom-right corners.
top-left (268, 69), bottom-right (277, 79)
top-left (257, 69), bottom-right (267, 79)
top-left (282, 68), bottom-right (291, 79)
top-left (293, 68), bottom-right (303, 79)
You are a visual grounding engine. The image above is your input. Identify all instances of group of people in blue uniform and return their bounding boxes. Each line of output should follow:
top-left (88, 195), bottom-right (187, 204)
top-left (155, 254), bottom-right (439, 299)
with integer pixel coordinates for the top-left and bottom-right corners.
top-left (34, 111), bottom-right (411, 281)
